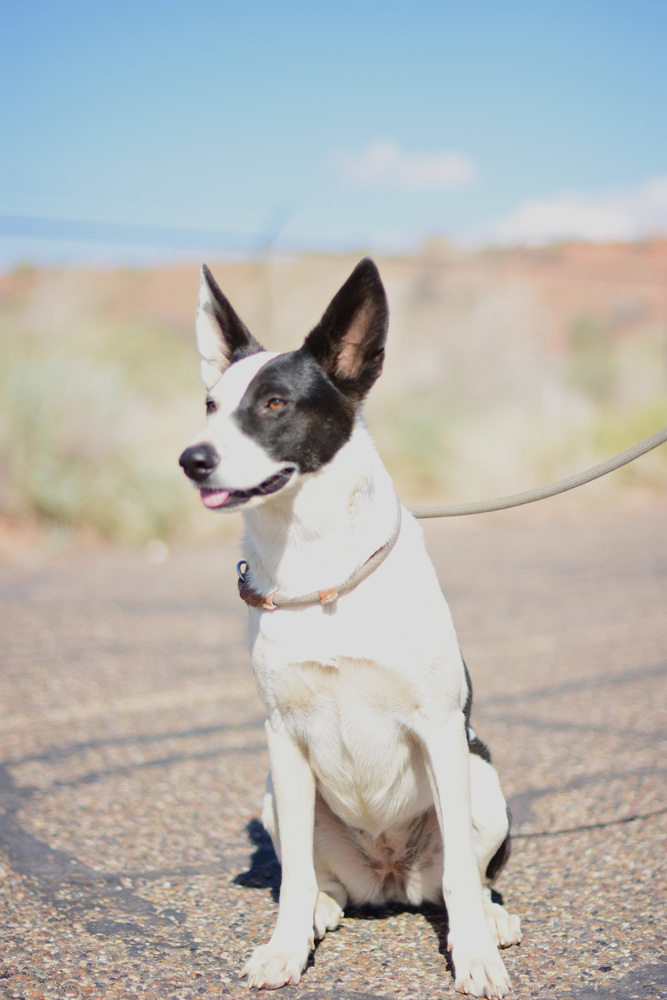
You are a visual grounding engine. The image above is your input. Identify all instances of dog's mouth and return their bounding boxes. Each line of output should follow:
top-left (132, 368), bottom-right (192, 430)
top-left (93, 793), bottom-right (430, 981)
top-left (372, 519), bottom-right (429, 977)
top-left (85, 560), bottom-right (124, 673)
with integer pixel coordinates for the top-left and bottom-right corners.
top-left (200, 466), bottom-right (296, 509)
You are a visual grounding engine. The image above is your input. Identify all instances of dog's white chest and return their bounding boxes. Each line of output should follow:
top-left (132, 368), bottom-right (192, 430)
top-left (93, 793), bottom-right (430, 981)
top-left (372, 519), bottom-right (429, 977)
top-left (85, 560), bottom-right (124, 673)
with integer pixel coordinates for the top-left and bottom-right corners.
top-left (262, 656), bottom-right (433, 836)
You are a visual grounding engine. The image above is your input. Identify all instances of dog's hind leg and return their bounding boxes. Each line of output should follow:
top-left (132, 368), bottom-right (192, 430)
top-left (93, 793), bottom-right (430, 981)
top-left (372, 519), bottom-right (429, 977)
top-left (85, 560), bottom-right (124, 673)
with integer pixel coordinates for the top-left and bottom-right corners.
top-left (469, 753), bottom-right (522, 949)
top-left (312, 877), bottom-right (346, 940)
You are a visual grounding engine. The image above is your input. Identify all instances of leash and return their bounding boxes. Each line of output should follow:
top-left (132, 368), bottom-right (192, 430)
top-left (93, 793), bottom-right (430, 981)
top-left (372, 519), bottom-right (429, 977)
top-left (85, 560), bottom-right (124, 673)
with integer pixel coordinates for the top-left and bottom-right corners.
top-left (238, 425), bottom-right (667, 609)
top-left (408, 424), bottom-right (667, 518)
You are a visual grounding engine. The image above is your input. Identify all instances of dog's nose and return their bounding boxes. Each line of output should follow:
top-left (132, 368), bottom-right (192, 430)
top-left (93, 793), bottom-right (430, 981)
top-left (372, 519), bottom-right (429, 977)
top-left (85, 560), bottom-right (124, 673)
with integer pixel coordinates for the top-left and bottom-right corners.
top-left (179, 443), bottom-right (220, 482)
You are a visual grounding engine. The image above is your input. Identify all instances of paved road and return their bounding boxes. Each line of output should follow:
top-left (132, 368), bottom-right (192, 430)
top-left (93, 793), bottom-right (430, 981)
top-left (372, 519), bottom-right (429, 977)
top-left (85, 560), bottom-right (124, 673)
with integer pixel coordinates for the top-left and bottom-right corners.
top-left (0, 506), bottom-right (665, 1000)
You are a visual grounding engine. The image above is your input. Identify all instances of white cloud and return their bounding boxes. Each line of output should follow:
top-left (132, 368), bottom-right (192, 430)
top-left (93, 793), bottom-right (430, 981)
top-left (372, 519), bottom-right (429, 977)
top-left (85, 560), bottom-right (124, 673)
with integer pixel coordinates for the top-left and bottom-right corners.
top-left (335, 139), bottom-right (478, 193)
top-left (490, 176), bottom-right (667, 244)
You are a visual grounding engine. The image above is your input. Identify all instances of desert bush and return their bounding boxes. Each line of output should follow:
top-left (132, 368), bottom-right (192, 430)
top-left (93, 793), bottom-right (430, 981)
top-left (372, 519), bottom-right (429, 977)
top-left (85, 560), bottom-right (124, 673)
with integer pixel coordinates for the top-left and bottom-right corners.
top-left (0, 313), bottom-right (195, 544)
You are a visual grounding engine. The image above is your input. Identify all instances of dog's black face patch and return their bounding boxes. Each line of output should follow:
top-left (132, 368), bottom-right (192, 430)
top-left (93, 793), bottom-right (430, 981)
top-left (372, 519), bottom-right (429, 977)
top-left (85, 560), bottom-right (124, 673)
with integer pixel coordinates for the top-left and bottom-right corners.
top-left (233, 350), bottom-right (356, 473)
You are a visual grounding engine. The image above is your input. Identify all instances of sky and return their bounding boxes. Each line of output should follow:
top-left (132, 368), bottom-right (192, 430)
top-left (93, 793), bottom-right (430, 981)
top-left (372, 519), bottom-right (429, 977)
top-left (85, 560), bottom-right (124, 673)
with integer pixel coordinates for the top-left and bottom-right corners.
top-left (1, 0), bottom-right (666, 269)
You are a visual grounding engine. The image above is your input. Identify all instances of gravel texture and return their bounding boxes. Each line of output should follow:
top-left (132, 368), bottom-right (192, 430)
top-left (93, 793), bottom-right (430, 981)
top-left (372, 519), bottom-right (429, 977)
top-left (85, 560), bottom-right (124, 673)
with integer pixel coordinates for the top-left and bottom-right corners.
top-left (0, 505), bottom-right (665, 1000)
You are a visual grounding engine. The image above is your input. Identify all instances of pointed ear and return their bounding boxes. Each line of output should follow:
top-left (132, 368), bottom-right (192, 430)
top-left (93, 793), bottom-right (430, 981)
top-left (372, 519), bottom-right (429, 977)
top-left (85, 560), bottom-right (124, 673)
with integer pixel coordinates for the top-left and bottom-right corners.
top-left (195, 264), bottom-right (264, 389)
top-left (301, 258), bottom-right (388, 403)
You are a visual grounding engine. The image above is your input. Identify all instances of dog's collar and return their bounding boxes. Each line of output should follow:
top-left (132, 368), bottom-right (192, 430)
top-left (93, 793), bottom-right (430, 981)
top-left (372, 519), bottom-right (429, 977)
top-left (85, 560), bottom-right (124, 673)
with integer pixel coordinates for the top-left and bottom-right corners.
top-left (237, 504), bottom-right (403, 611)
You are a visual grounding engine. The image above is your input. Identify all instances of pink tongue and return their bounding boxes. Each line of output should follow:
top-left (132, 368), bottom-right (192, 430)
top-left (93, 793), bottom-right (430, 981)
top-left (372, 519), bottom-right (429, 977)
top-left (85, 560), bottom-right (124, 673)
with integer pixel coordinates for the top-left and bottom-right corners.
top-left (201, 489), bottom-right (230, 509)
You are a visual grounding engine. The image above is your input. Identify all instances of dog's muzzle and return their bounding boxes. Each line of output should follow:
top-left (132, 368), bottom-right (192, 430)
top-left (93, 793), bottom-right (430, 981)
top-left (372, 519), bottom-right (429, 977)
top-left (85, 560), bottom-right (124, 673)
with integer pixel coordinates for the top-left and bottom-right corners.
top-left (179, 444), bottom-right (295, 510)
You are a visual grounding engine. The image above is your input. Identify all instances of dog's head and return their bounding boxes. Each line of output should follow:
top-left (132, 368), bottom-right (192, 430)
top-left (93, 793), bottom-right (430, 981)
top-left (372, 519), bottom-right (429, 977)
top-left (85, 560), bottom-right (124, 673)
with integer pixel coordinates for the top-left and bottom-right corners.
top-left (179, 258), bottom-right (388, 511)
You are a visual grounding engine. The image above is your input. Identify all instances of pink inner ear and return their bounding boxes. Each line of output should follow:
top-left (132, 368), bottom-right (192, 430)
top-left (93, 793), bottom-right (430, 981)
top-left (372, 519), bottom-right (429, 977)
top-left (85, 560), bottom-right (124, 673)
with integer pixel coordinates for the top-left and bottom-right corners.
top-left (335, 303), bottom-right (373, 379)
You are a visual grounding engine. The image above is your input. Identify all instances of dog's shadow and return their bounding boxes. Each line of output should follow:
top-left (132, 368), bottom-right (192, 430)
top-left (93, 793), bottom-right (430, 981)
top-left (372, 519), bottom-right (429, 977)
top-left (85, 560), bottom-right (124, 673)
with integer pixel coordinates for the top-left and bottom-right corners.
top-left (234, 819), bottom-right (282, 901)
top-left (234, 819), bottom-right (456, 971)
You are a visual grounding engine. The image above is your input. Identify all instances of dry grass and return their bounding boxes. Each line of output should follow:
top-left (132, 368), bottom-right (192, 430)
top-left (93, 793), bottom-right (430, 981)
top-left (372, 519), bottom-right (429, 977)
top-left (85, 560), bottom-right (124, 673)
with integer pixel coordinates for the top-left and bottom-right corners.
top-left (1, 244), bottom-right (665, 546)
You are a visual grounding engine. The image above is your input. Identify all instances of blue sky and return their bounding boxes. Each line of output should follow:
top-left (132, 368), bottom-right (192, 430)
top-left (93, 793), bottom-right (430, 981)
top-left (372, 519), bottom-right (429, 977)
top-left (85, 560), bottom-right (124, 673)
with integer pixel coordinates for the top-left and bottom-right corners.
top-left (1, 0), bottom-right (666, 268)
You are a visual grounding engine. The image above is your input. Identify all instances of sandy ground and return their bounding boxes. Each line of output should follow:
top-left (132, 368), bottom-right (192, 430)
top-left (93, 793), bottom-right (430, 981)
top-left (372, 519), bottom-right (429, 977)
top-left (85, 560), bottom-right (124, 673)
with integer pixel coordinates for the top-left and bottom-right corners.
top-left (0, 505), bottom-right (665, 1000)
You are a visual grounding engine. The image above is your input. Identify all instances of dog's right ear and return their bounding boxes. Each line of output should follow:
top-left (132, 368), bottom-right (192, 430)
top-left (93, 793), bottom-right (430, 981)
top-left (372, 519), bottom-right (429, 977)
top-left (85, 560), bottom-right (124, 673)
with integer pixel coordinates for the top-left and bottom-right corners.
top-left (195, 264), bottom-right (265, 389)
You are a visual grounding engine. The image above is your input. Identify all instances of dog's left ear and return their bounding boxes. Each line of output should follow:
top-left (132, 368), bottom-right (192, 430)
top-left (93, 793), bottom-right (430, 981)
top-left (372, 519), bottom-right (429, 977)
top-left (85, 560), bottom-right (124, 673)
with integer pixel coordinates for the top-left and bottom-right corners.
top-left (196, 264), bottom-right (265, 389)
top-left (302, 258), bottom-right (388, 403)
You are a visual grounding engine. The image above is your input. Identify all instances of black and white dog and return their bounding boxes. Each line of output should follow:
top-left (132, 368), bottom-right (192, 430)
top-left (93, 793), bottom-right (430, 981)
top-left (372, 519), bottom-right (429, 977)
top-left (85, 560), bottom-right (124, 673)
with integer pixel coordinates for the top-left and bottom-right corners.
top-left (179, 260), bottom-right (521, 998)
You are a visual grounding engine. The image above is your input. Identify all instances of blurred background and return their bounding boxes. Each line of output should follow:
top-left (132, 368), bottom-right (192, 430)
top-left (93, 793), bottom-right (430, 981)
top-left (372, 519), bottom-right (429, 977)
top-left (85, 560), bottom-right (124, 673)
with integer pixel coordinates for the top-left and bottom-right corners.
top-left (1, 0), bottom-right (666, 549)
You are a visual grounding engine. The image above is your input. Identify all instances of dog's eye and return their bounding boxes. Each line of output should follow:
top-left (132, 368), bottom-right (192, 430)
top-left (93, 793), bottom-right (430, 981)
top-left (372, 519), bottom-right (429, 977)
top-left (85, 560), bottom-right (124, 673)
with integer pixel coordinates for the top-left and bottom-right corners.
top-left (267, 398), bottom-right (286, 411)
top-left (206, 398), bottom-right (217, 415)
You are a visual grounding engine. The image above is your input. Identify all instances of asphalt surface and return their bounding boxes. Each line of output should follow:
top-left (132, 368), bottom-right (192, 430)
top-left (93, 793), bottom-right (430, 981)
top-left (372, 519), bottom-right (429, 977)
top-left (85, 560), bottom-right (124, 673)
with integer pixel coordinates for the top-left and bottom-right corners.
top-left (0, 505), bottom-right (665, 1000)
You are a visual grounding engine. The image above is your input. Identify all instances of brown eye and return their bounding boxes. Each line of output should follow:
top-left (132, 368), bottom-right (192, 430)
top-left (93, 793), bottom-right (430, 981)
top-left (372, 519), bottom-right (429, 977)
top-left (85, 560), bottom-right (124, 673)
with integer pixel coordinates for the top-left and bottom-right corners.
top-left (206, 398), bottom-right (217, 414)
top-left (267, 398), bottom-right (286, 411)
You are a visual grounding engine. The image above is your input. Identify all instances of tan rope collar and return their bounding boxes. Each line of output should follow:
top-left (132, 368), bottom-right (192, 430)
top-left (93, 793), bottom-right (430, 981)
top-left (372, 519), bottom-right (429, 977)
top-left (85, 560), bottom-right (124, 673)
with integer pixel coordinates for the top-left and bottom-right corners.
top-left (237, 504), bottom-right (403, 610)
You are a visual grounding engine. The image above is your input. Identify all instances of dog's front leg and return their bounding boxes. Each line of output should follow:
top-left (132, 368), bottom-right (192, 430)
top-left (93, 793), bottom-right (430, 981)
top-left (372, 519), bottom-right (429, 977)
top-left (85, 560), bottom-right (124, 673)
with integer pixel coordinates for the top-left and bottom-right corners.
top-left (422, 712), bottom-right (511, 999)
top-left (242, 719), bottom-right (318, 989)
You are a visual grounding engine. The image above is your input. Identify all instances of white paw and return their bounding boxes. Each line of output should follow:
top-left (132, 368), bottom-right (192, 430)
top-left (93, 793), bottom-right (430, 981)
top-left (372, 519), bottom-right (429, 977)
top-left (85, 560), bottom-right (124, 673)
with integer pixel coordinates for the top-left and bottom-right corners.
top-left (451, 939), bottom-right (511, 999)
top-left (484, 899), bottom-right (522, 949)
top-left (313, 890), bottom-right (344, 939)
top-left (242, 939), bottom-right (311, 990)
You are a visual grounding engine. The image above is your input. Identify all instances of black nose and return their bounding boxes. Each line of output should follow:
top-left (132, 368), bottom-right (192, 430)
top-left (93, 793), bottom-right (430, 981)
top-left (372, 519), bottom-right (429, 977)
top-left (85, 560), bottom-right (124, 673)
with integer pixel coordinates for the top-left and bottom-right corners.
top-left (179, 443), bottom-right (220, 482)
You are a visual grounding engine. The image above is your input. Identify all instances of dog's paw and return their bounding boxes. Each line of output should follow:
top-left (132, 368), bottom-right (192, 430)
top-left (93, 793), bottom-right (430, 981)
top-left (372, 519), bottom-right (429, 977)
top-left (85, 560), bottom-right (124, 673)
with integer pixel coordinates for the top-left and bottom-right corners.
top-left (242, 940), bottom-right (311, 989)
top-left (313, 890), bottom-right (344, 939)
top-left (484, 899), bottom-right (522, 949)
top-left (450, 937), bottom-right (511, 999)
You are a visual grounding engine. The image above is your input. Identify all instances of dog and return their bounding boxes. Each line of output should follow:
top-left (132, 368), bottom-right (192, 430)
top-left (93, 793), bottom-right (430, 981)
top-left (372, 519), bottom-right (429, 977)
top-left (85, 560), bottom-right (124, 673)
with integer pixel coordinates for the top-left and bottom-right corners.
top-left (179, 259), bottom-right (522, 998)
